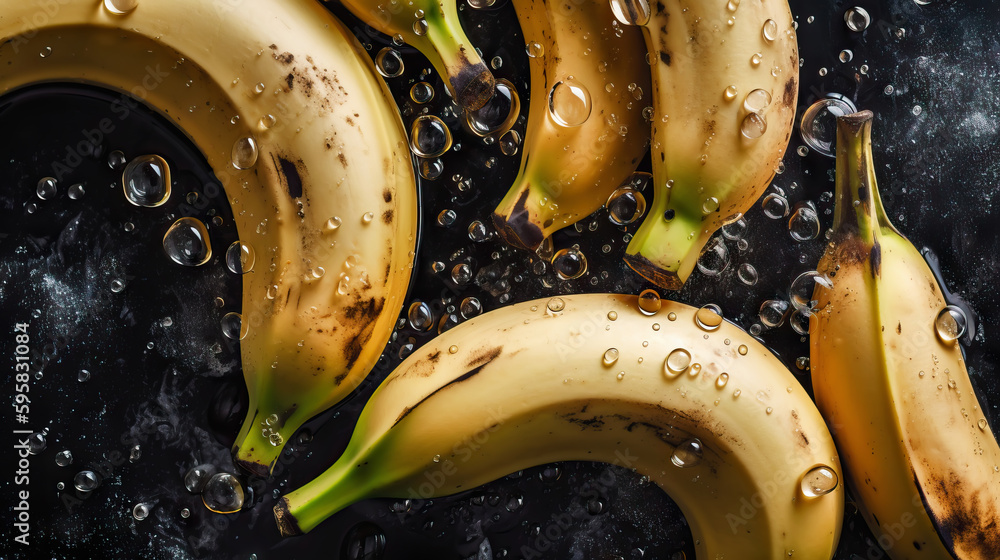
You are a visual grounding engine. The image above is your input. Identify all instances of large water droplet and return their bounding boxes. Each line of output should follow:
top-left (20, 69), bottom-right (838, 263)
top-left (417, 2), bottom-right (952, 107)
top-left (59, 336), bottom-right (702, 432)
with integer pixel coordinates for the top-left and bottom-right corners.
top-left (221, 312), bottom-right (246, 340)
top-left (408, 301), bottom-right (435, 332)
top-left (184, 466), bottom-right (212, 493)
top-left (163, 218), bottom-right (212, 267)
top-left (762, 19), bottom-right (778, 42)
top-left (410, 82), bottom-right (435, 104)
top-left (759, 299), bottom-right (790, 328)
top-left (800, 466), bottom-right (839, 498)
top-left (104, 0), bottom-right (138, 14)
top-left (696, 237), bottom-right (730, 276)
top-left (202, 473), bottom-right (244, 513)
top-left (606, 185), bottom-right (647, 225)
top-left (638, 289), bottom-right (661, 315)
top-left (789, 271), bottom-right (832, 311)
top-left (664, 348), bottom-right (692, 377)
top-left (410, 115), bottom-right (453, 158)
top-left (36, 177), bottom-right (57, 200)
top-left (609, 0), bottom-right (650, 26)
top-left (762, 193), bottom-right (790, 219)
top-left (499, 129), bottom-right (521, 156)
top-left (552, 248), bottom-right (588, 280)
top-left (466, 79), bottom-right (519, 137)
top-left (788, 202), bottom-right (821, 241)
top-left (342, 522), bottom-right (387, 560)
top-left (226, 241), bottom-right (255, 274)
top-left (935, 305), bottom-right (968, 343)
top-left (546, 297), bottom-right (566, 313)
top-left (789, 308), bottom-right (812, 335)
top-left (695, 304), bottom-right (724, 331)
top-left (525, 41), bottom-right (545, 58)
top-left (548, 78), bottom-right (592, 127)
top-left (74, 470), bottom-right (101, 492)
top-left (28, 431), bottom-right (47, 454)
top-left (671, 438), bottom-right (703, 468)
top-left (375, 47), bottom-right (404, 78)
top-left (716, 372), bottom-right (730, 389)
top-left (451, 263), bottom-right (472, 285)
top-left (603, 348), bottom-right (620, 367)
top-left (123, 154), bottom-right (171, 207)
top-left (738, 263), bottom-right (759, 286)
top-left (740, 112), bottom-right (767, 139)
top-left (231, 136), bottom-right (259, 169)
top-left (743, 89), bottom-right (772, 113)
top-left (460, 297), bottom-right (482, 319)
top-left (55, 450), bottom-right (73, 467)
top-left (133, 502), bottom-right (151, 521)
top-left (844, 7), bottom-right (871, 31)
top-left (799, 95), bottom-right (857, 157)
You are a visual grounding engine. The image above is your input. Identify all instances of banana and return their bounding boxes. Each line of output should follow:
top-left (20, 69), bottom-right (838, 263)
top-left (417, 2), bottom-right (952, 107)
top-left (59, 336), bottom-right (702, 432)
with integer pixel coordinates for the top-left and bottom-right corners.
top-left (0, 0), bottom-right (418, 476)
top-left (333, 0), bottom-right (495, 109)
top-left (275, 294), bottom-right (844, 559)
top-left (810, 111), bottom-right (1000, 559)
top-left (624, 0), bottom-right (798, 289)
top-left (490, 0), bottom-right (651, 250)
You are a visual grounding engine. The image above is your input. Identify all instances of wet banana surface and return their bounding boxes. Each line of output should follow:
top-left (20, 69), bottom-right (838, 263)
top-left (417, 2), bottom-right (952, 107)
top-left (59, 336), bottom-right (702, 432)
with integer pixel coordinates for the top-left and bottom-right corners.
top-left (1, 1), bottom-right (1000, 559)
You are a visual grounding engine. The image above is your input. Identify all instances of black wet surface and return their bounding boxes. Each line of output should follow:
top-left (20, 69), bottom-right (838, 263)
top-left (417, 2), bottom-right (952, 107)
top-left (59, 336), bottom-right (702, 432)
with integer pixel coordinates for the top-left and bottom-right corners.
top-left (2, 0), bottom-right (1000, 559)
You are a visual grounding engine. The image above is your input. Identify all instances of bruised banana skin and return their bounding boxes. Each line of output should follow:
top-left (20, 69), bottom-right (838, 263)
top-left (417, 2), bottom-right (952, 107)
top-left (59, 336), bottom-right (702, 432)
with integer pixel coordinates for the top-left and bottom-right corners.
top-left (0, 0), bottom-right (417, 476)
top-left (625, 0), bottom-right (798, 289)
top-left (276, 294), bottom-right (843, 559)
top-left (491, 0), bottom-right (651, 250)
top-left (810, 111), bottom-right (1000, 559)
top-left (332, 0), bottom-right (495, 109)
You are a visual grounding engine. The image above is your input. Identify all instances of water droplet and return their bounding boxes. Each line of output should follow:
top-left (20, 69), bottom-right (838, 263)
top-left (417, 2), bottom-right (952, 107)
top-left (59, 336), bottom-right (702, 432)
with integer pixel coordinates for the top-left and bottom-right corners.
top-left (722, 216), bottom-right (748, 240)
top-left (800, 466), bottom-right (839, 498)
top-left (552, 248), bottom-right (588, 280)
top-left (724, 85), bottom-right (738, 101)
top-left (408, 301), bottom-right (434, 332)
top-left (788, 202), bottom-right (821, 241)
top-left (606, 185), bottom-right (647, 226)
top-left (548, 78), bottom-right (592, 127)
top-left (979, 419), bottom-right (988, 431)
top-left (232, 136), bottom-right (258, 169)
top-left (36, 177), bottom-right (57, 200)
top-left (664, 348), bottom-right (692, 377)
top-left (839, 49), bottom-right (853, 63)
top-left (844, 7), bottom-right (871, 31)
top-left (324, 217), bottom-right (343, 232)
top-left (77, 368), bottom-right (91, 382)
top-left (759, 299), bottom-right (790, 328)
top-left (466, 79), bottom-right (519, 137)
top-left (696, 237), bottom-right (730, 277)
top-left (603, 348), bottom-right (620, 367)
top-left (375, 47), bottom-right (404, 78)
top-left (74, 470), bottom-right (101, 492)
top-left (410, 115), bottom-right (453, 158)
top-left (184, 466), bottom-right (211, 493)
top-left (789, 308), bottom-right (812, 335)
top-left (27, 431), bottom-right (46, 454)
top-left (738, 344), bottom-right (748, 356)
top-left (55, 449), bottom-right (73, 467)
top-left (607, 311), bottom-right (618, 321)
top-left (410, 82), bottom-right (435, 104)
top-left (716, 373), bottom-right (730, 389)
top-left (221, 312), bottom-right (246, 340)
top-left (202, 473), bottom-right (244, 513)
top-left (133, 502), bottom-right (151, 521)
top-left (226, 241), bottom-right (255, 274)
top-left (437, 209), bottom-right (457, 227)
top-left (750, 52), bottom-right (763, 67)
top-left (638, 289), bottom-right (661, 315)
top-left (499, 129), bottom-right (521, 156)
top-left (123, 154), bottom-right (171, 207)
top-left (129, 445), bottom-right (142, 463)
top-left (799, 95), bottom-right (857, 157)
top-left (543, 297), bottom-right (566, 315)
top-left (671, 438), bottom-right (703, 468)
top-left (110, 278), bottom-right (126, 293)
top-left (695, 304), bottom-right (724, 331)
top-left (789, 271), bottom-right (833, 311)
top-left (451, 263), bottom-right (472, 285)
top-left (412, 18), bottom-right (428, 35)
top-left (468, 220), bottom-right (490, 242)
top-left (741, 112), bottom-right (767, 139)
top-left (727, 0), bottom-right (740, 10)
top-left (762, 19), bottom-right (778, 42)
top-left (419, 157), bottom-right (445, 180)
top-left (762, 193), bottom-right (789, 219)
top-left (448, 344), bottom-right (460, 354)
top-left (460, 297), bottom-right (482, 319)
top-left (738, 263), bottom-right (759, 286)
top-left (525, 41), bottom-right (544, 58)
top-left (163, 218), bottom-right (212, 267)
top-left (108, 150), bottom-right (127, 170)
top-left (67, 183), bottom-right (86, 200)
top-left (609, 0), bottom-right (650, 26)
top-left (269, 432), bottom-right (284, 446)
top-left (743, 89), bottom-right (772, 113)
top-left (104, 0), bottom-right (138, 14)
top-left (935, 305), bottom-right (967, 343)
top-left (342, 522), bottom-right (387, 560)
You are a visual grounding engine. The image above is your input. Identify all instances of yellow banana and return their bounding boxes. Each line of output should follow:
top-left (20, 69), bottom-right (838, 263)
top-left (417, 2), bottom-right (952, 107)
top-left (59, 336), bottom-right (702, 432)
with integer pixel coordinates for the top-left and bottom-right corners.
top-left (0, 0), bottom-right (418, 476)
top-left (333, 0), bottom-right (495, 109)
top-left (625, 0), bottom-right (798, 289)
top-left (810, 111), bottom-right (1000, 559)
top-left (491, 0), bottom-right (651, 250)
top-left (275, 294), bottom-right (844, 559)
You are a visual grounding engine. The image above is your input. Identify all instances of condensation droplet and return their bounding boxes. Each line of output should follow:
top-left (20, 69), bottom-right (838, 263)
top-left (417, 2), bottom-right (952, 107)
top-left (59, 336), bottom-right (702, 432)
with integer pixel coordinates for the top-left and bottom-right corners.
top-left (74, 470), bottom-right (101, 492)
top-left (844, 7), bottom-right (871, 31)
top-left (466, 79), bottom-right (520, 137)
top-left (664, 348), bottom-right (692, 377)
top-left (935, 305), bottom-right (967, 343)
top-left (695, 304), bottom-right (724, 331)
top-left (226, 241), bottom-right (255, 274)
top-left (221, 312), bottom-right (246, 340)
top-left (671, 438), bottom-right (703, 468)
top-left (104, 0), bottom-right (138, 15)
top-left (163, 218), bottom-right (212, 267)
top-left (546, 297), bottom-right (566, 313)
top-left (408, 301), bottom-right (435, 332)
top-left (606, 185), bottom-right (647, 225)
top-left (202, 473), bottom-right (244, 514)
top-left (738, 263), bottom-right (759, 286)
top-left (123, 154), bottom-right (171, 207)
top-left (716, 372), bottom-right (730, 389)
top-left (232, 136), bottom-right (259, 169)
top-left (410, 115), bottom-right (453, 158)
top-left (548, 78), bottom-right (592, 127)
top-left (36, 177), bottom-right (57, 200)
top-left (552, 248), bottom-right (588, 280)
top-left (375, 47), bottom-right (404, 78)
top-left (410, 82), bottom-right (435, 104)
top-left (603, 348), bottom-right (620, 367)
top-left (741, 112), bottom-right (767, 139)
top-left (638, 289), bottom-right (661, 315)
top-left (609, 0), bottom-right (650, 26)
top-left (800, 466), bottom-right (839, 498)
top-left (799, 95), bottom-right (857, 157)
top-left (743, 89), bottom-right (772, 113)
top-left (759, 299), bottom-right (790, 328)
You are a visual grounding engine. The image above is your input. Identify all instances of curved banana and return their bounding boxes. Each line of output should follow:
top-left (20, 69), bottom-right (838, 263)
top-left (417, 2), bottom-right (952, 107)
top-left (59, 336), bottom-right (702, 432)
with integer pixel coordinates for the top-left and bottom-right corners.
top-left (275, 294), bottom-right (844, 559)
top-left (0, 0), bottom-right (418, 476)
top-left (810, 111), bottom-right (1000, 559)
top-left (336, 0), bottom-right (495, 109)
top-left (625, 0), bottom-right (798, 289)
top-left (490, 0), bottom-right (651, 250)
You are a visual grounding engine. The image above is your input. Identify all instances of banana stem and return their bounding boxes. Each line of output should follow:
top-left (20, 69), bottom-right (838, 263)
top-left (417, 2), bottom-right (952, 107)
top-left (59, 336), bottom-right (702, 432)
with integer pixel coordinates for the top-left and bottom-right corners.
top-left (275, 454), bottom-right (370, 536)
top-left (833, 110), bottom-right (893, 240)
top-left (623, 180), bottom-right (706, 290)
top-left (233, 407), bottom-right (308, 477)
top-left (421, 15), bottom-right (494, 110)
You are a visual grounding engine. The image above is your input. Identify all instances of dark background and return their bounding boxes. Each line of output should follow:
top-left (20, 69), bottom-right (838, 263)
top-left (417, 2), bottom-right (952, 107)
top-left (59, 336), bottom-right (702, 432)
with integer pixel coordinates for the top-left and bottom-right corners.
top-left (2, 0), bottom-right (999, 558)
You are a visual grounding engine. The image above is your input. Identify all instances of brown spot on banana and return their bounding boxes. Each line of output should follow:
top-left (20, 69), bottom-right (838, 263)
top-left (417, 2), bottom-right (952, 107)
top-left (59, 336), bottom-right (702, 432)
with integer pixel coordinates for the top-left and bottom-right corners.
top-left (920, 469), bottom-right (1000, 557)
top-left (392, 361), bottom-right (496, 427)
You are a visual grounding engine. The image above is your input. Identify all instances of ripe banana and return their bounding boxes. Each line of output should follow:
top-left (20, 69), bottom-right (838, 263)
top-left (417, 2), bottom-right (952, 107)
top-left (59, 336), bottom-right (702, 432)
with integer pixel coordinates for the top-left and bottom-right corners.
top-left (625, 0), bottom-right (798, 289)
top-left (333, 0), bottom-right (496, 109)
top-left (490, 0), bottom-right (651, 250)
top-left (0, 0), bottom-right (417, 476)
top-left (275, 294), bottom-right (844, 559)
top-left (810, 111), bottom-right (1000, 559)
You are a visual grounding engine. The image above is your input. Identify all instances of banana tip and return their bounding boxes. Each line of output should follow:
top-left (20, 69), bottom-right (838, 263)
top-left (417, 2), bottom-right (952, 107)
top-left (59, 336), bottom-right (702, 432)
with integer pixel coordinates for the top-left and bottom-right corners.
top-left (491, 212), bottom-right (542, 251)
top-left (273, 497), bottom-right (302, 537)
top-left (455, 67), bottom-right (495, 111)
top-left (623, 253), bottom-right (685, 291)
top-left (233, 452), bottom-right (273, 478)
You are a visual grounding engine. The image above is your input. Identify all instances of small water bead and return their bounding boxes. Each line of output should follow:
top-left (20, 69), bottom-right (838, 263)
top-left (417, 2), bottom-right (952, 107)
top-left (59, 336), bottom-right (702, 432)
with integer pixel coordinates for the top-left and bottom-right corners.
top-left (696, 237), bottom-right (730, 277)
top-left (525, 41), bottom-right (545, 58)
top-left (448, 344), bottom-right (460, 355)
top-left (724, 85), bottom-right (738, 101)
top-left (163, 218), bottom-right (212, 266)
top-left (123, 154), bottom-right (171, 207)
top-left (738, 344), bottom-right (748, 356)
top-left (78, 368), bottom-right (91, 382)
top-left (670, 438), bottom-right (704, 468)
top-left (226, 241), bottom-right (255, 274)
top-left (410, 82), bottom-right (435, 104)
top-left (451, 263), bottom-right (472, 285)
top-left (460, 297), bottom-right (482, 319)
top-left (716, 373), bottom-right (730, 389)
top-left (759, 299), bottom-right (790, 328)
top-left (410, 115), bottom-right (453, 158)
top-left (796, 356), bottom-right (810, 371)
top-left (407, 301), bottom-right (435, 332)
top-left (548, 78), bottom-right (592, 127)
top-left (184, 466), bottom-right (211, 493)
top-left (743, 89), bottom-right (772, 113)
top-left (912, 105), bottom-right (922, 116)
top-left (437, 209), bottom-right (457, 227)
top-left (55, 450), bottom-right (73, 467)
top-left (221, 312), bottom-right (246, 340)
top-left (788, 202), bottom-right (821, 241)
top-left (844, 7), bottom-right (870, 31)
top-left (637, 289), bottom-right (661, 315)
top-left (468, 220), bottom-right (489, 242)
top-left (552, 248), bottom-right (588, 280)
top-left (499, 129), bottom-right (522, 156)
top-left (727, 0), bottom-right (740, 10)
top-left (799, 95), bottom-right (857, 157)
top-left (110, 278), bottom-right (126, 293)
top-left (108, 150), bottom-right (127, 170)
top-left (231, 136), bottom-right (259, 169)
top-left (695, 304), bottom-right (724, 331)
top-left (839, 49), bottom-right (853, 63)
top-left (202, 473), bottom-right (245, 514)
top-left (762, 193), bottom-right (789, 219)
top-left (789, 308), bottom-right (812, 335)
top-left (980, 419), bottom-right (988, 431)
top-left (104, 0), bottom-right (138, 14)
top-left (722, 216), bottom-right (748, 240)
top-left (616, 371), bottom-right (626, 380)
top-left (609, 0), bottom-right (650, 26)
top-left (27, 431), bottom-right (47, 454)
top-left (762, 19), bottom-right (778, 42)
top-left (750, 52), bottom-right (763, 67)
top-left (269, 433), bottom-right (284, 446)
top-left (74, 470), bottom-right (101, 492)
top-left (664, 348), bottom-right (692, 377)
top-left (789, 271), bottom-right (833, 311)
top-left (491, 56), bottom-right (503, 69)
top-left (133, 502), bottom-right (151, 521)
top-left (412, 18), bottom-right (428, 35)
top-left (375, 47), bottom-right (404, 78)
top-left (935, 305), bottom-right (968, 343)
top-left (884, 85), bottom-right (895, 96)
top-left (740, 112), bottom-right (767, 139)
top-left (738, 263), bottom-right (759, 286)
top-left (546, 297), bottom-right (566, 315)
top-left (800, 466), bottom-right (839, 498)
top-left (466, 79), bottom-right (519, 137)
top-left (601, 348), bottom-right (621, 367)
top-left (36, 177), bottom-right (57, 200)
top-left (605, 185), bottom-right (647, 225)
top-left (129, 445), bottom-right (142, 463)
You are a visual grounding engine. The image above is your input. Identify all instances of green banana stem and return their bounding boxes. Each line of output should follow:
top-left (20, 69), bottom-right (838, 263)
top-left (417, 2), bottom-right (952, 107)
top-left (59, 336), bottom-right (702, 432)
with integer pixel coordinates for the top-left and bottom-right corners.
top-left (233, 402), bottom-right (309, 477)
top-left (421, 9), bottom-right (495, 110)
top-left (274, 448), bottom-right (374, 535)
top-left (832, 110), bottom-right (897, 242)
